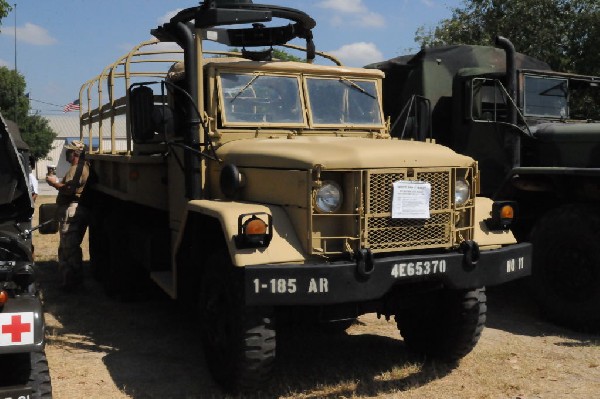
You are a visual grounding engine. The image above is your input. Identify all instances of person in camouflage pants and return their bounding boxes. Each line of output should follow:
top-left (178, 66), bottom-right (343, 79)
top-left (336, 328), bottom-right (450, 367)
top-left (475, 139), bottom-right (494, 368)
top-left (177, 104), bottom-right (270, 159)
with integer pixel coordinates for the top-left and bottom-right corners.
top-left (46, 140), bottom-right (90, 291)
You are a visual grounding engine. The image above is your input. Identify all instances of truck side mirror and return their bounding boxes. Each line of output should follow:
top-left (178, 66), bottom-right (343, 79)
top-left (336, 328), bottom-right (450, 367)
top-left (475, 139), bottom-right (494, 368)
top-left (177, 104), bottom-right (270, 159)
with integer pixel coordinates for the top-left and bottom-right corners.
top-left (130, 86), bottom-right (156, 143)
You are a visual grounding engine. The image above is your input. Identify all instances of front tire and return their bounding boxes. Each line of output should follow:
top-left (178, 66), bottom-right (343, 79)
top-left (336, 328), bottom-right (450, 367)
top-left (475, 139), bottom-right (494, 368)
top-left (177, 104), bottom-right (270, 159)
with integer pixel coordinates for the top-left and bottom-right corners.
top-left (199, 251), bottom-right (276, 393)
top-left (530, 204), bottom-right (600, 330)
top-left (0, 351), bottom-right (52, 398)
top-left (395, 288), bottom-right (486, 361)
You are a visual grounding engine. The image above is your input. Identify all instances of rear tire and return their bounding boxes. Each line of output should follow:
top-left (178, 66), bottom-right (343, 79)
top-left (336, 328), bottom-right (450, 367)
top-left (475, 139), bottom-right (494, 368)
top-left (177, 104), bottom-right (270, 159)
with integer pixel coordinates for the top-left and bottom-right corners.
top-left (396, 288), bottom-right (486, 361)
top-left (199, 250), bottom-right (276, 393)
top-left (0, 351), bottom-right (52, 398)
top-left (530, 204), bottom-right (600, 330)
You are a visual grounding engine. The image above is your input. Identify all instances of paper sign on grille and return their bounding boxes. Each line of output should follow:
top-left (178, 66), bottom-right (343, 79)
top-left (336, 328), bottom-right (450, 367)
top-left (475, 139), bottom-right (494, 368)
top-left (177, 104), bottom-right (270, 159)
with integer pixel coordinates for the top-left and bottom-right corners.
top-left (391, 180), bottom-right (431, 219)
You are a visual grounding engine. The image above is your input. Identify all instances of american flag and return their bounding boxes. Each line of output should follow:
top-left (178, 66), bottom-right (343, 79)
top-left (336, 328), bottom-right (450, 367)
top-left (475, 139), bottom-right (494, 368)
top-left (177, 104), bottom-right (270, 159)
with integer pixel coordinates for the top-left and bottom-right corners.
top-left (63, 99), bottom-right (80, 113)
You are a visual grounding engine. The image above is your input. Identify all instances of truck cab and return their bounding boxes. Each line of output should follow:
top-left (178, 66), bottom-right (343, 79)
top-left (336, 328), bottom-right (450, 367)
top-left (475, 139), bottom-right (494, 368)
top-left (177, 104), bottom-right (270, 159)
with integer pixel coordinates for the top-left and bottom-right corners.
top-left (374, 37), bottom-right (600, 331)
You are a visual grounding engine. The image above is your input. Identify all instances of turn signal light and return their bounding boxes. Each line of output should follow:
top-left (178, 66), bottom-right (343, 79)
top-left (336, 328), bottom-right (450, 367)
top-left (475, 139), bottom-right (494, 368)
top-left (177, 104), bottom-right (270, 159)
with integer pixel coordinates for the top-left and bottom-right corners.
top-left (500, 204), bottom-right (515, 220)
top-left (0, 291), bottom-right (8, 306)
top-left (245, 218), bottom-right (267, 235)
top-left (486, 201), bottom-right (518, 230)
top-left (235, 213), bottom-right (273, 249)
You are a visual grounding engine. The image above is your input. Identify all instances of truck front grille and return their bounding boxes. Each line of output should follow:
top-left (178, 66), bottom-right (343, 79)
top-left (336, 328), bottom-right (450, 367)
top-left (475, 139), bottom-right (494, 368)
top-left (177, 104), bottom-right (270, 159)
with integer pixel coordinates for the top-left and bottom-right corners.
top-left (365, 169), bottom-right (453, 253)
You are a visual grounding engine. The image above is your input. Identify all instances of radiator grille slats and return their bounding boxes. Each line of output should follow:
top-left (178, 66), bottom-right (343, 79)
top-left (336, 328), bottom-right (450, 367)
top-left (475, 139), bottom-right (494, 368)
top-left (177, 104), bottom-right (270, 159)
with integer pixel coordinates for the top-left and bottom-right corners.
top-left (366, 170), bottom-right (453, 252)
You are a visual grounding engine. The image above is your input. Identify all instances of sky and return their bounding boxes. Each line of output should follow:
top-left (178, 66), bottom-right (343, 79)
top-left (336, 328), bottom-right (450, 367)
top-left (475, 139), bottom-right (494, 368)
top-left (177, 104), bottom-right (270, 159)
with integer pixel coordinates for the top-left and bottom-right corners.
top-left (0, 0), bottom-right (462, 116)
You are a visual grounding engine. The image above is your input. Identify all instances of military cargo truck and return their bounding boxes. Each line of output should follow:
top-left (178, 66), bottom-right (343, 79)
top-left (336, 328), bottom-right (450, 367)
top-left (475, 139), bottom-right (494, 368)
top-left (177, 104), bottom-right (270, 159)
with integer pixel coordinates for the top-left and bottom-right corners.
top-left (372, 37), bottom-right (600, 330)
top-left (76, 2), bottom-right (531, 392)
top-left (0, 115), bottom-right (52, 398)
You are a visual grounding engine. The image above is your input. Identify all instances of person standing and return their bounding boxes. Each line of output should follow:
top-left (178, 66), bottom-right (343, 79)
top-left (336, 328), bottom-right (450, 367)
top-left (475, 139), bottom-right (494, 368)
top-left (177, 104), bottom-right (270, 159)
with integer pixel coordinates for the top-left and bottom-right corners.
top-left (28, 156), bottom-right (39, 202)
top-left (46, 141), bottom-right (90, 291)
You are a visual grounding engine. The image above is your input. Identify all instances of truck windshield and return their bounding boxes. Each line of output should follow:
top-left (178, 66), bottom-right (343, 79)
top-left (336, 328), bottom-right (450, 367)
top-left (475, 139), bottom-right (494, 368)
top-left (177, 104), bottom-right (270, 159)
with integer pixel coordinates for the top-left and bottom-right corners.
top-left (306, 77), bottom-right (382, 126)
top-left (220, 73), bottom-right (304, 125)
top-left (523, 75), bottom-right (568, 118)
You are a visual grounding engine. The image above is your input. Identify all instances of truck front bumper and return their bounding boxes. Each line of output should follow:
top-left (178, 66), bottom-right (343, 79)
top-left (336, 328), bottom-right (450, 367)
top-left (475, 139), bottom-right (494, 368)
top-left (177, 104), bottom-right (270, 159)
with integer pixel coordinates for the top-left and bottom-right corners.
top-left (244, 242), bottom-right (531, 306)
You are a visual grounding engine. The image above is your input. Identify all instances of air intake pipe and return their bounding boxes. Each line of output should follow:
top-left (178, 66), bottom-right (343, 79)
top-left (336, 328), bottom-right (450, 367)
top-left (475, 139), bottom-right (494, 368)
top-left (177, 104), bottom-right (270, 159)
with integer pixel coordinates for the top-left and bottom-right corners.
top-left (495, 36), bottom-right (517, 126)
top-left (495, 36), bottom-right (520, 168)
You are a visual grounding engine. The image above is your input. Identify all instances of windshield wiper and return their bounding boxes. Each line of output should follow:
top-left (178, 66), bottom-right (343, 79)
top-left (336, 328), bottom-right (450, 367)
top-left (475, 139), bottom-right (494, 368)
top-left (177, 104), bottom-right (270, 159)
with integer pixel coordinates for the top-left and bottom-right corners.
top-left (230, 74), bottom-right (261, 102)
top-left (339, 77), bottom-right (376, 99)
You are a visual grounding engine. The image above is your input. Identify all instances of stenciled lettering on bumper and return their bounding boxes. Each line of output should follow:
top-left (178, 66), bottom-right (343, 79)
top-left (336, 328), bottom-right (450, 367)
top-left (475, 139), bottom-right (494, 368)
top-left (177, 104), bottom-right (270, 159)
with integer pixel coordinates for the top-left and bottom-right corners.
top-left (244, 242), bottom-right (532, 306)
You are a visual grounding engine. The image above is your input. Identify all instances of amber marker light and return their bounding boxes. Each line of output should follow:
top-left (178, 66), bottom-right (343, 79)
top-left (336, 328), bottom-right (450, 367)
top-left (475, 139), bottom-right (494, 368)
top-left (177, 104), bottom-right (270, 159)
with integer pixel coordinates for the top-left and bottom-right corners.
top-left (0, 290), bottom-right (8, 306)
top-left (245, 217), bottom-right (267, 236)
top-left (235, 213), bottom-right (273, 249)
top-left (500, 204), bottom-right (514, 220)
top-left (487, 201), bottom-right (519, 230)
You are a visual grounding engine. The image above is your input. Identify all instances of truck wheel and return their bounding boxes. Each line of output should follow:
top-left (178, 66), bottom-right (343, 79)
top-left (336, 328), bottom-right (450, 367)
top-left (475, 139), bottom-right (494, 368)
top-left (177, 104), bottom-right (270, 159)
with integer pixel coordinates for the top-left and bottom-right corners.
top-left (0, 351), bottom-right (52, 398)
top-left (395, 288), bottom-right (486, 361)
top-left (199, 251), bottom-right (276, 393)
top-left (530, 205), bottom-right (600, 330)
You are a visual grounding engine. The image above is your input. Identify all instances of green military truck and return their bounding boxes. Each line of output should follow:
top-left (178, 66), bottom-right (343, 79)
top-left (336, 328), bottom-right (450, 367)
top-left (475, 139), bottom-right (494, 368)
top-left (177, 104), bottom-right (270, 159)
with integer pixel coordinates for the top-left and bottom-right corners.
top-left (372, 36), bottom-right (600, 330)
top-left (76, 2), bottom-right (531, 392)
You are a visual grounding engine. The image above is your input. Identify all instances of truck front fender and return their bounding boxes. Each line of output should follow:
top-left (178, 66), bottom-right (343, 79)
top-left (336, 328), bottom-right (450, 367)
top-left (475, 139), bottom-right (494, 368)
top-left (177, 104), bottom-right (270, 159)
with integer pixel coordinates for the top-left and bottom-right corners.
top-left (474, 196), bottom-right (517, 248)
top-left (182, 200), bottom-right (306, 267)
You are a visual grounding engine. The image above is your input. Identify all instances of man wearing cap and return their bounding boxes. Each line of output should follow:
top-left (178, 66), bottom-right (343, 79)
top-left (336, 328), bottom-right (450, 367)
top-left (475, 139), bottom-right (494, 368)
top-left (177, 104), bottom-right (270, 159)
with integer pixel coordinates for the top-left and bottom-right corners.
top-left (46, 140), bottom-right (90, 290)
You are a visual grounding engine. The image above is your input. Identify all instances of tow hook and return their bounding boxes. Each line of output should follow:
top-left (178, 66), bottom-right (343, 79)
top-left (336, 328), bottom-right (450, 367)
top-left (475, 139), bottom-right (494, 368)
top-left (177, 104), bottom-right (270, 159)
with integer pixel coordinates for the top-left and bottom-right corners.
top-left (460, 240), bottom-right (480, 269)
top-left (356, 248), bottom-right (374, 278)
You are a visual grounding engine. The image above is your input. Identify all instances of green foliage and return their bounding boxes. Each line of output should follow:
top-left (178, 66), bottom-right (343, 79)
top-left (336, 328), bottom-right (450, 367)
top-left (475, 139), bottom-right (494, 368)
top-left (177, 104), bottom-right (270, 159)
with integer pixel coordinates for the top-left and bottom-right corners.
top-left (0, 67), bottom-right (57, 159)
top-left (272, 49), bottom-right (303, 62)
top-left (416, 0), bottom-right (600, 75)
top-left (19, 114), bottom-right (57, 160)
top-left (0, 1), bottom-right (10, 27)
top-left (0, 67), bottom-right (28, 122)
top-left (228, 47), bottom-right (305, 62)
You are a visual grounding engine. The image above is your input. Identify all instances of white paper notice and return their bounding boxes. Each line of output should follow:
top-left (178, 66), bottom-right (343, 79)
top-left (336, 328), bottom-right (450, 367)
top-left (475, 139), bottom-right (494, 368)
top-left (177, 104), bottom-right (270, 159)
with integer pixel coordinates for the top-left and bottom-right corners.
top-left (391, 180), bottom-right (431, 219)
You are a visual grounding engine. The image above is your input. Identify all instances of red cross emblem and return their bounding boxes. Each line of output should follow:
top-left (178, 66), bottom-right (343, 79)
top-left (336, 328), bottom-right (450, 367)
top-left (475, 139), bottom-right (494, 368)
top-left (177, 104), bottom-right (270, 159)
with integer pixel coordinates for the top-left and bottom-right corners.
top-left (2, 315), bottom-right (32, 343)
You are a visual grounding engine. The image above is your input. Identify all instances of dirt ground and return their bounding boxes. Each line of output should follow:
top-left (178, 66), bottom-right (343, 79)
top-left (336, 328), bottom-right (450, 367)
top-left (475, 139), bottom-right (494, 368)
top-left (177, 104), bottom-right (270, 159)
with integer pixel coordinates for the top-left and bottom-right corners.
top-left (32, 196), bottom-right (599, 399)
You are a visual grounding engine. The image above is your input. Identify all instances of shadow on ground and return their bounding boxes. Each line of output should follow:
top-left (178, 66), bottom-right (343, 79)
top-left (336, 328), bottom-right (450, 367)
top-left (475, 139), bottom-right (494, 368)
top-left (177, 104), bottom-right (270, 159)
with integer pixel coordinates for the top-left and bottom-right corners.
top-left (36, 260), bottom-right (462, 398)
top-left (37, 258), bottom-right (599, 398)
top-left (485, 280), bottom-right (600, 343)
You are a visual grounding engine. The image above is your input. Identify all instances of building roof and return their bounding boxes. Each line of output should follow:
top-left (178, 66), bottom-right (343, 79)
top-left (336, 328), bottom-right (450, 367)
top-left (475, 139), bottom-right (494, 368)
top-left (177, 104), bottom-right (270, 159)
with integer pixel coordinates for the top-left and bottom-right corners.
top-left (45, 115), bottom-right (127, 139)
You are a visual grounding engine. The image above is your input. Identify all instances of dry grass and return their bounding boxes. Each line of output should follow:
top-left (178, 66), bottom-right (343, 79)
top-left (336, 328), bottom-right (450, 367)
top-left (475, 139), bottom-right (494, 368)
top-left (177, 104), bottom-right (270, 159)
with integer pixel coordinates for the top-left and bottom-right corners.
top-left (32, 196), bottom-right (600, 399)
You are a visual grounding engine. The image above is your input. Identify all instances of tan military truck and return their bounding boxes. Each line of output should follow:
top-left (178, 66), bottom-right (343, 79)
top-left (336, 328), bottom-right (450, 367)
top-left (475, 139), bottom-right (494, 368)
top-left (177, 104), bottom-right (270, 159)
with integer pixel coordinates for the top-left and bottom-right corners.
top-left (76, 1), bottom-right (531, 393)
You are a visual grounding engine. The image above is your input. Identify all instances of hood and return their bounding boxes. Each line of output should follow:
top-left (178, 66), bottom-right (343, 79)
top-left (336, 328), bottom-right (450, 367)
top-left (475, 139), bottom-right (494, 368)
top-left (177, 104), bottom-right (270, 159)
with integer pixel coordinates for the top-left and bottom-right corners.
top-left (217, 136), bottom-right (474, 169)
top-left (531, 122), bottom-right (600, 142)
top-left (0, 115), bottom-right (34, 222)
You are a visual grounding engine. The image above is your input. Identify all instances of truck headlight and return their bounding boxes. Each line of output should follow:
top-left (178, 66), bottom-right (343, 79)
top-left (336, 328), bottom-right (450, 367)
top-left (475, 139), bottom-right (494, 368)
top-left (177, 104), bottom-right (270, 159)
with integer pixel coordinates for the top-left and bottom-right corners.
top-left (455, 179), bottom-right (470, 206)
top-left (314, 181), bottom-right (342, 213)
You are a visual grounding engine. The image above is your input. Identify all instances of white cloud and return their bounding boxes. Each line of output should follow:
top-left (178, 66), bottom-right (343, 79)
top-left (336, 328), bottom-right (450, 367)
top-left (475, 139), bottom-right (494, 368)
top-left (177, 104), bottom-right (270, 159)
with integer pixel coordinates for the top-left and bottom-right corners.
top-left (329, 42), bottom-right (383, 67)
top-left (359, 12), bottom-right (386, 28)
top-left (318, 0), bottom-right (367, 14)
top-left (0, 59), bottom-right (9, 67)
top-left (420, 0), bottom-right (436, 7)
top-left (3, 23), bottom-right (57, 45)
top-left (317, 0), bottom-right (385, 28)
top-left (158, 8), bottom-right (184, 25)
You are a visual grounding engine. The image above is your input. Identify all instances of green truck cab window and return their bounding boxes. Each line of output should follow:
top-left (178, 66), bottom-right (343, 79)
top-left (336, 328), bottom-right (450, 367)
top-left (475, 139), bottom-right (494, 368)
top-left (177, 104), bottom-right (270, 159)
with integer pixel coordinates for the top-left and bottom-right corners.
top-left (523, 75), bottom-right (569, 118)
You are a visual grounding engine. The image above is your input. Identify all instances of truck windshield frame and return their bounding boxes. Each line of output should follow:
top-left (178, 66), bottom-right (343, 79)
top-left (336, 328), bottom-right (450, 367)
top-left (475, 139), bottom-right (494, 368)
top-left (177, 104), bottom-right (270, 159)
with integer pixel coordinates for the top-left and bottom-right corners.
top-left (523, 74), bottom-right (569, 119)
top-left (306, 77), bottom-right (383, 128)
top-left (218, 72), bottom-right (306, 127)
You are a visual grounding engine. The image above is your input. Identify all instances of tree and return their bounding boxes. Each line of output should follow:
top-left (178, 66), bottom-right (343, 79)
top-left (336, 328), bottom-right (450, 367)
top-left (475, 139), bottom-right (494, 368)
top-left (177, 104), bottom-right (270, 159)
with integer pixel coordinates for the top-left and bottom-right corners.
top-left (0, 67), bottom-right (56, 159)
top-left (0, 1), bottom-right (10, 26)
top-left (19, 114), bottom-right (56, 160)
top-left (415, 0), bottom-right (600, 75)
